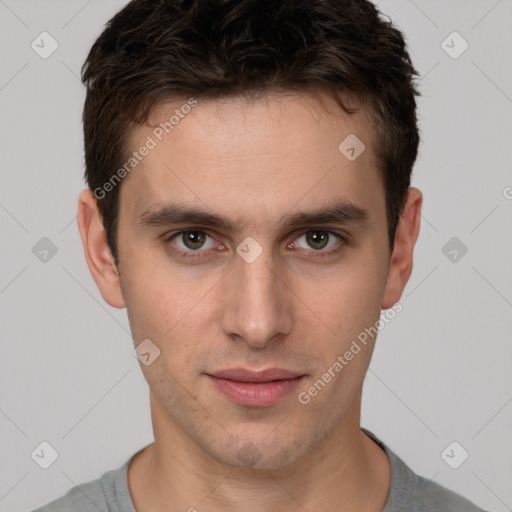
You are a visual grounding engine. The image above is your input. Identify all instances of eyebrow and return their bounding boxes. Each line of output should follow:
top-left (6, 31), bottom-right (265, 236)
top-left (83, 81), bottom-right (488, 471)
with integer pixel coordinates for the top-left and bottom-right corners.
top-left (137, 200), bottom-right (369, 232)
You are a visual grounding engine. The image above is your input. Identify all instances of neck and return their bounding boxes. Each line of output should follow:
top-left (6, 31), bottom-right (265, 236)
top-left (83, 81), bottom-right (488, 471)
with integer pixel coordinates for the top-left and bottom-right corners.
top-left (128, 394), bottom-right (390, 512)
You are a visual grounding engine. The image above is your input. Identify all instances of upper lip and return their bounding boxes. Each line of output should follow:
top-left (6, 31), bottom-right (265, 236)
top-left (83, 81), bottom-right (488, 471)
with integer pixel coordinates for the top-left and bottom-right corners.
top-left (209, 368), bottom-right (304, 382)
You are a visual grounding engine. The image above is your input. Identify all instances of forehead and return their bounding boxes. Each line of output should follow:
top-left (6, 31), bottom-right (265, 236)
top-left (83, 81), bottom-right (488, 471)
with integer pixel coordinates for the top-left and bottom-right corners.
top-left (119, 92), bottom-right (384, 229)
top-left (143, 91), bottom-right (377, 162)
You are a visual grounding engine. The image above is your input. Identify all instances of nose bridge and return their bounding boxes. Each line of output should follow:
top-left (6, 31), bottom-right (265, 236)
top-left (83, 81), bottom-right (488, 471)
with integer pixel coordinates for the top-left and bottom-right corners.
top-left (222, 247), bottom-right (292, 347)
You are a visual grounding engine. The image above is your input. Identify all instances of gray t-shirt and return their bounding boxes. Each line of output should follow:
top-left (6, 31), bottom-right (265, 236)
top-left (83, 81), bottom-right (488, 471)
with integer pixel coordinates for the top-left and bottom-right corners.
top-left (32, 431), bottom-right (489, 512)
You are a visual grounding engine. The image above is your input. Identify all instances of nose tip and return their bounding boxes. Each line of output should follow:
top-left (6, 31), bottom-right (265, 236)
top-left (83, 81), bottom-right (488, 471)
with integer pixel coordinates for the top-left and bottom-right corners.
top-left (221, 254), bottom-right (293, 348)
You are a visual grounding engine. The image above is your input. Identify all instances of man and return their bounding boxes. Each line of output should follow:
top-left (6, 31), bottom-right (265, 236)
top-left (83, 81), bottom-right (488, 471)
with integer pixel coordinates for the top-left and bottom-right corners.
top-left (33, 0), bottom-right (489, 510)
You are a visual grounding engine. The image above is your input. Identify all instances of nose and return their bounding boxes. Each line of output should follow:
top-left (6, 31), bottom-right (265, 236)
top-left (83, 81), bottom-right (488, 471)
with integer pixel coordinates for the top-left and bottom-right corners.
top-left (220, 248), bottom-right (293, 349)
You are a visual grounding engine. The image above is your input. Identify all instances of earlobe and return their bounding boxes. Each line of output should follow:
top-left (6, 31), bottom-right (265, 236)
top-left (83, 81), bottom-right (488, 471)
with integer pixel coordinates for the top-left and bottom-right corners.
top-left (382, 188), bottom-right (422, 309)
top-left (77, 189), bottom-right (126, 308)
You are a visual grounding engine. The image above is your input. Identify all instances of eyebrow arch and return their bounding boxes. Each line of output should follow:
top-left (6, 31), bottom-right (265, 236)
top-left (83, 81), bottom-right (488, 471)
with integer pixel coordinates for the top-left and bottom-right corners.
top-left (276, 201), bottom-right (369, 229)
top-left (137, 203), bottom-right (242, 232)
top-left (137, 200), bottom-right (369, 232)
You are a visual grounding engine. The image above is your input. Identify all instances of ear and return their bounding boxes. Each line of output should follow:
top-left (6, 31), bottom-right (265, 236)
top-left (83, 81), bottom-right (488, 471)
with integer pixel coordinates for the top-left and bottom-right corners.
top-left (77, 189), bottom-right (125, 308)
top-left (382, 188), bottom-right (422, 309)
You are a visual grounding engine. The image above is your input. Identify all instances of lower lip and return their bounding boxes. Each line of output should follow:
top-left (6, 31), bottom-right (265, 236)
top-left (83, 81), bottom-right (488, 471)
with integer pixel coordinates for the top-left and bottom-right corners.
top-left (207, 375), bottom-right (304, 407)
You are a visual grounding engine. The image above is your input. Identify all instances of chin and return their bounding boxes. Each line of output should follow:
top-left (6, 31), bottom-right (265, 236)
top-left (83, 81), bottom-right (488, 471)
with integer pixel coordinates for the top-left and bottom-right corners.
top-left (205, 431), bottom-right (308, 471)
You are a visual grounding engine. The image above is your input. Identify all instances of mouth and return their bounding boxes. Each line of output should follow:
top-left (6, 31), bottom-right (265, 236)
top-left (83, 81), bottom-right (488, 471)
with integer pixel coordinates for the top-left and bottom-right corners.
top-left (206, 368), bottom-right (306, 407)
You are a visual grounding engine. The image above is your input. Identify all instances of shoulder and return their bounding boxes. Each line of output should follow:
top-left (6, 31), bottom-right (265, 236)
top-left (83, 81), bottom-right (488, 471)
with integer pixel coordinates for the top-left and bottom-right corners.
top-left (411, 473), bottom-right (490, 512)
top-left (382, 440), bottom-right (490, 511)
top-left (362, 429), bottom-right (490, 512)
top-left (30, 460), bottom-right (132, 512)
top-left (30, 477), bottom-right (109, 512)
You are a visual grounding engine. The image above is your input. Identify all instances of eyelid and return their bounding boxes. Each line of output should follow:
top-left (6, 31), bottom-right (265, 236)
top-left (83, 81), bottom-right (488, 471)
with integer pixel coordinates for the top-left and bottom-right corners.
top-left (289, 229), bottom-right (348, 256)
top-left (163, 227), bottom-right (348, 260)
top-left (171, 230), bottom-right (217, 251)
top-left (164, 229), bottom-right (222, 260)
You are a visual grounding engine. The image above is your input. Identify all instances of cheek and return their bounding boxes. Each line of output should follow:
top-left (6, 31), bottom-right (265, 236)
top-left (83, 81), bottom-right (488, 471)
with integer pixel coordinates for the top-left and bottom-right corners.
top-left (303, 257), bottom-right (386, 341)
top-left (298, 266), bottom-right (384, 407)
top-left (119, 254), bottom-right (216, 367)
top-left (118, 251), bottom-right (175, 340)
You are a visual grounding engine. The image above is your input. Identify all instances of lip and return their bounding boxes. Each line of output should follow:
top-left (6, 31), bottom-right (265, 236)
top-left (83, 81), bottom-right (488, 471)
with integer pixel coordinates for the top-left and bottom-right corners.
top-left (207, 368), bottom-right (305, 407)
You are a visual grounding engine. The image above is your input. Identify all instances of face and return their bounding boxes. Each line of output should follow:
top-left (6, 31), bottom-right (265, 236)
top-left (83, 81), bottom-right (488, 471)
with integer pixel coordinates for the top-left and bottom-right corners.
top-left (85, 92), bottom-right (409, 470)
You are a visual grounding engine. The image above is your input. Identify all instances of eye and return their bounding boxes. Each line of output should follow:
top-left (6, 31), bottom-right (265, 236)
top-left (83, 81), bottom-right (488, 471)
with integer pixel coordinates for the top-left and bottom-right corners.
top-left (293, 230), bottom-right (342, 251)
top-left (172, 230), bottom-right (217, 251)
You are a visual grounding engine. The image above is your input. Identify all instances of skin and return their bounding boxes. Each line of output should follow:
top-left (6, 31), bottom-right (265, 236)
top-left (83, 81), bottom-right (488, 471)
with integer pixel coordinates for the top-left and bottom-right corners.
top-left (78, 91), bottom-right (422, 512)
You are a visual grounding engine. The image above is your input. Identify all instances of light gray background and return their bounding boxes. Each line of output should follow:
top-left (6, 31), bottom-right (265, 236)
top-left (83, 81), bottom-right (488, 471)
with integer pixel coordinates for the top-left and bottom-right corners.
top-left (0, 1), bottom-right (511, 511)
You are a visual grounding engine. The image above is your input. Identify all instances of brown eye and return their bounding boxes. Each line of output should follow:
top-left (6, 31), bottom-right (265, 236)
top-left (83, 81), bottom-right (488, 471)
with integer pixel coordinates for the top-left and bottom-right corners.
top-left (182, 231), bottom-right (206, 249)
top-left (292, 230), bottom-right (343, 254)
top-left (305, 230), bottom-right (330, 250)
top-left (174, 230), bottom-right (214, 251)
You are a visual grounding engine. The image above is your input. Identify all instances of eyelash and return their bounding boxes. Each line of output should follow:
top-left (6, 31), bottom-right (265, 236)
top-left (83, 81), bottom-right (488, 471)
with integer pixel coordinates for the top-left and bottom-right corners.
top-left (163, 229), bottom-right (348, 261)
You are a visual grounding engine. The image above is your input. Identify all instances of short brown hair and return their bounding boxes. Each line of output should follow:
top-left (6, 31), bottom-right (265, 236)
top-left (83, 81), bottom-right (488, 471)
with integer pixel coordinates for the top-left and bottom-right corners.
top-left (82, 0), bottom-right (420, 263)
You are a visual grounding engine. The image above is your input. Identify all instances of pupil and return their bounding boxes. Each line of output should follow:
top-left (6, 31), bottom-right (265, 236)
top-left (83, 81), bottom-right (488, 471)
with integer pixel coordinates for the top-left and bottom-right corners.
top-left (184, 231), bottom-right (205, 249)
top-left (307, 230), bottom-right (328, 250)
